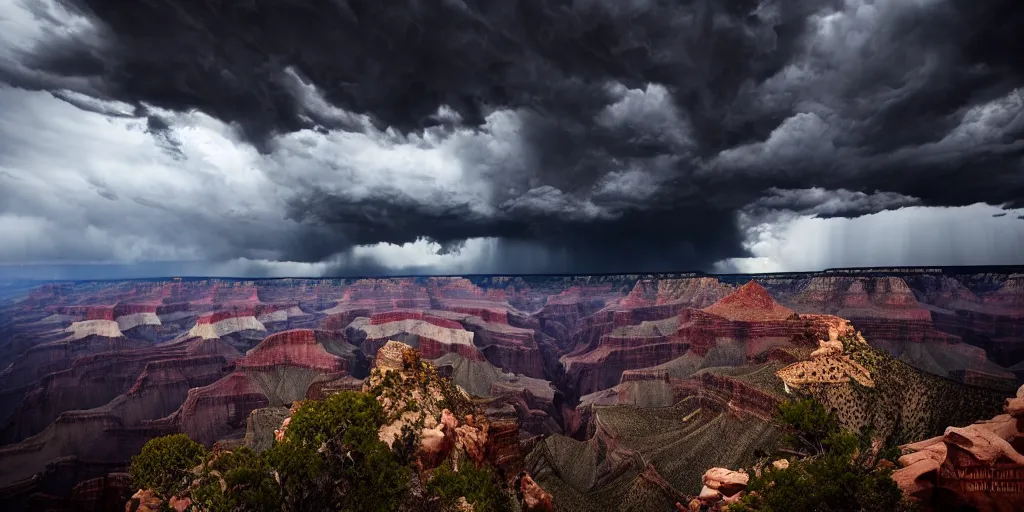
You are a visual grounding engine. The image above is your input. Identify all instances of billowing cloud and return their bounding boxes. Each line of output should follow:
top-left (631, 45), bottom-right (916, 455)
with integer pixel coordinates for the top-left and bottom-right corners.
top-left (0, 0), bottom-right (1022, 277)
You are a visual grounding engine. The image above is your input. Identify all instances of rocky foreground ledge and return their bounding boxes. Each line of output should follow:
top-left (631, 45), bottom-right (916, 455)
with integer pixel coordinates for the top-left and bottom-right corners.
top-left (892, 383), bottom-right (1024, 512)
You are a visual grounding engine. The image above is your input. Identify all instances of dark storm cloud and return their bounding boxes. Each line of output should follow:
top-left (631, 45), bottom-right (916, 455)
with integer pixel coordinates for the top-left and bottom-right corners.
top-left (144, 114), bottom-right (185, 160)
top-left (2, 0), bottom-right (1024, 274)
top-left (745, 188), bottom-right (921, 219)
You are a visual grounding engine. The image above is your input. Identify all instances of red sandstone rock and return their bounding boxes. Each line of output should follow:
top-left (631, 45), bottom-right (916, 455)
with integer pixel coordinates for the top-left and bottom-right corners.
top-left (169, 495), bottom-right (192, 512)
top-left (520, 473), bottom-right (553, 512)
top-left (943, 425), bottom-right (1024, 465)
top-left (126, 488), bottom-right (163, 512)
top-left (237, 329), bottom-right (349, 372)
top-left (894, 384), bottom-right (1024, 511)
top-left (703, 281), bottom-right (794, 321)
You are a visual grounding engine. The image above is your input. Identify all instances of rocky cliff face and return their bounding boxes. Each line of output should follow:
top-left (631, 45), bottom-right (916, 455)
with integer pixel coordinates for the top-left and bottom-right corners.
top-left (777, 330), bottom-right (1007, 444)
top-left (560, 285), bottom-right (848, 396)
top-left (0, 343), bottom-right (219, 445)
top-left (170, 329), bottom-right (362, 446)
top-left (893, 384), bottom-right (1024, 512)
top-left (0, 351), bottom-right (229, 500)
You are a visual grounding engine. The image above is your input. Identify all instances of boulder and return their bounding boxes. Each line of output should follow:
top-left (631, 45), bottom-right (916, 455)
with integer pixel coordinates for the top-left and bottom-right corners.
top-left (894, 383), bottom-right (1024, 510)
top-left (943, 425), bottom-right (1024, 465)
top-left (520, 473), bottom-right (553, 512)
top-left (702, 467), bottom-right (749, 497)
top-left (125, 489), bottom-right (163, 512)
top-left (698, 485), bottom-right (722, 502)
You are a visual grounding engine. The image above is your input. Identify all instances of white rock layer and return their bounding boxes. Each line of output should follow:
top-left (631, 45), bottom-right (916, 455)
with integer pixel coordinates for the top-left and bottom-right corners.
top-left (116, 312), bottom-right (162, 331)
top-left (352, 317), bottom-right (474, 346)
top-left (66, 320), bottom-right (124, 340)
top-left (187, 316), bottom-right (266, 339)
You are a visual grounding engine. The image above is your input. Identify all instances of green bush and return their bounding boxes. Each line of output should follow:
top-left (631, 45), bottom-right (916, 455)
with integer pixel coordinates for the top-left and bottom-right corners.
top-left (775, 398), bottom-right (840, 456)
top-left (730, 399), bottom-right (916, 512)
top-left (129, 392), bottom-right (424, 511)
top-left (731, 446), bottom-right (913, 512)
top-left (286, 391), bottom-right (385, 448)
top-left (426, 462), bottom-right (513, 512)
top-left (130, 434), bottom-right (208, 499)
top-left (286, 391), bottom-right (410, 512)
top-left (262, 439), bottom-right (330, 512)
top-left (191, 447), bottom-right (280, 512)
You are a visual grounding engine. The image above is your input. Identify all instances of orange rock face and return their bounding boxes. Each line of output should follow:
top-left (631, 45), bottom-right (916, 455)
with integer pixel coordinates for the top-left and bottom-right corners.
top-left (894, 384), bottom-right (1024, 512)
top-left (125, 489), bottom-right (163, 512)
top-left (702, 281), bottom-right (795, 322)
top-left (520, 473), bottom-right (554, 512)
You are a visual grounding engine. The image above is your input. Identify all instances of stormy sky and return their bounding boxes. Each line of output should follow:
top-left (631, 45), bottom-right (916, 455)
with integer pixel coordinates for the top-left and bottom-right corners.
top-left (0, 0), bottom-right (1022, 278)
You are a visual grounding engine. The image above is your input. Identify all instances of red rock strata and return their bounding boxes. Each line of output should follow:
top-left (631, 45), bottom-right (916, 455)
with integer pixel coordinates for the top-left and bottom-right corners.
top-left (236, 329), bottom-right (348, 372)
top-left (702, 281), bottom-right (794, 322)
top-left (167, 329), bottom-right (358, 446)
top-left (0, 352), bottom-right (229, 494)
top-left (686, 371), bottom-right (782, 421)
top-left (369, 309), bottom-right (465, 330)
top-left (561, 285), bottom-right (842, 395)
top-left (2, 270), bottom-right (1023, 508)
top-left (347, 317), bottom-right (485, 364)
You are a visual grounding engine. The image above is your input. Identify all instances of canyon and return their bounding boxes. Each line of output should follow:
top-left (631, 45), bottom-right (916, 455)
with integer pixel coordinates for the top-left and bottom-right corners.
top-left (0, 267), bottom-right (1021, 510)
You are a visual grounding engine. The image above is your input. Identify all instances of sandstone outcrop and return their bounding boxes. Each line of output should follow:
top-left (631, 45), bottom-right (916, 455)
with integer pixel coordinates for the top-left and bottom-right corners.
top-left (703, 281), bottom-right (794, 322)
top-left (519, 473), bottom-right (554, 512)
top-left (779, 327), bottom-right (1008, 449)
top-left (698, 467), bottom-right (748, 509)
top-left (126, 488), bottom-right (164, 512)
top-left (893, 384), bottom-right (1024, 512)
top-left (362, 341), bottom-right (490, 471)
top-left (776, 332), bottom-right (875, 389)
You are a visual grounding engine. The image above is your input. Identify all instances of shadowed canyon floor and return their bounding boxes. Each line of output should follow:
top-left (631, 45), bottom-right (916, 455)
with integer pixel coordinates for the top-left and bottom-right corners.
top-left (0, 267), bottom-right (1022, 510)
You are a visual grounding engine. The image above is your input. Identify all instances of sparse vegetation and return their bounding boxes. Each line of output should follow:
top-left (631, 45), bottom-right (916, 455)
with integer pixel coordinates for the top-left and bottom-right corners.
top-left (730, 398), bottom-right (916, 512)
top-left (775, 397), bottom-right (840, 456)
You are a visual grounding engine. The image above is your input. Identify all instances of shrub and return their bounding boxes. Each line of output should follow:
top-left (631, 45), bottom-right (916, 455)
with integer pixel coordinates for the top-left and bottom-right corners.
top-left (129, 434), bottom-right (208, 499)
top-left (128, 391), bottom-right (429, 511)
top-left (191, 447), bottom-right (280, 512)
top-left (262, 439), bottom-right (330, 512)
top-left (286, 391), bottom-right (384, 448)
top-left (286, 391), bottom-right (410, 512)
top-left (730, 398), bottom-right (917, 512)
top-left (426, 462), bottom-right (513, 512)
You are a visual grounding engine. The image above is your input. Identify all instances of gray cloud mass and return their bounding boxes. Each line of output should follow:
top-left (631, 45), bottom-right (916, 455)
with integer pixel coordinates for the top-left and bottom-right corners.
top-left (0, 0), bottom-right (1022, 277)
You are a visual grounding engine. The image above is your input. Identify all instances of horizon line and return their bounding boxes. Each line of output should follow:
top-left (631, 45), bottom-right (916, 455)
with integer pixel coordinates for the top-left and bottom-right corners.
top-left (3, 263), bottom-right (1023, 283)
